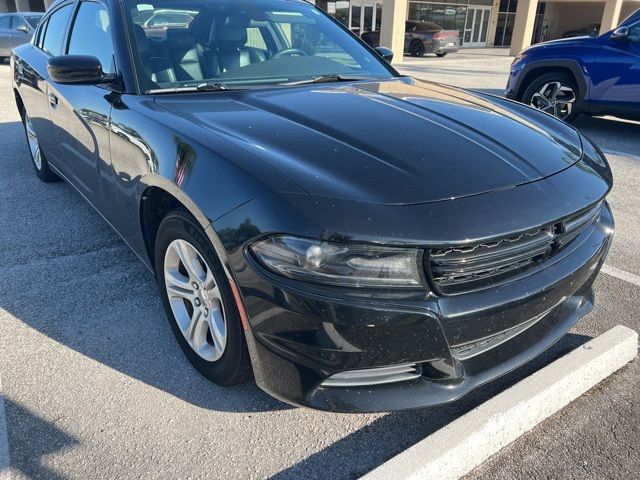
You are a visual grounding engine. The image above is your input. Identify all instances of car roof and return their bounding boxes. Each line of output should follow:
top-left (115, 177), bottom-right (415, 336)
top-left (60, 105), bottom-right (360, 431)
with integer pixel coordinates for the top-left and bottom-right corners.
top-left (623, 8), bottom-right (640, 24)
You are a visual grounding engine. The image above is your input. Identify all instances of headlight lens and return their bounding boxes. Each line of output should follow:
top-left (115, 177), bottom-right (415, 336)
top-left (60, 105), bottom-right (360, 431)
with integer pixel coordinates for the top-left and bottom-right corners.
top-left (250, 235), bottom-right (424, 288)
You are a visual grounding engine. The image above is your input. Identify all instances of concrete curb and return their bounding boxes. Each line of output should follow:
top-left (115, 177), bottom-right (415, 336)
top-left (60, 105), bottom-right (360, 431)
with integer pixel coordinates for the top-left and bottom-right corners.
top-left (361, 325), bottom-right (638, 480)
top-left (0, 376), bottom-right (10, 480)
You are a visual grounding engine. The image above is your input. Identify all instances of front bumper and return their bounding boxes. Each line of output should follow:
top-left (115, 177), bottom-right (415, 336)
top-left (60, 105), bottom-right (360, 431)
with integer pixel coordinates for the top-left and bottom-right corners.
top-left (238, 203), bottom-right (613, 413)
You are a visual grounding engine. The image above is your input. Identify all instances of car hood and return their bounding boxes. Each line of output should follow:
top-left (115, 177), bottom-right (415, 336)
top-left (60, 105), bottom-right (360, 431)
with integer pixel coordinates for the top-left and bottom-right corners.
top-left (155, 78), bottom-right (583, 205)
top-left (523, 35), bottom-right (599, 52)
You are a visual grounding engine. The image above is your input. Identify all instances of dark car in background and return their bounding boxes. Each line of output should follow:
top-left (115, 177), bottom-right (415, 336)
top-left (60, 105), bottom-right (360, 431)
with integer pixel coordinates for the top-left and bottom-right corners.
top-left (362, 20), bottom-right (460, 57)
top-left (562, 23), bottom-right (600, 38)
top-left (508, 9), bottom-right (639, 122)
top-left (12, 0), bottom-right (613, 412)
top-left (0, 12), bottom-right (43, 63)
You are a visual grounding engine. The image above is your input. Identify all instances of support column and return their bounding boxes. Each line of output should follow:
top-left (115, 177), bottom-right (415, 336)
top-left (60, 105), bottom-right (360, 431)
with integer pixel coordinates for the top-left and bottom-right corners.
top-left (44, 0), bottom-right (54, 8)
top-left (600, 0), bottom-right (624, 35)
top-left (380, 0), bottom-right (408, 63)
top-left (509, 0), bottom-right (538, 55)
top-left (486, 0), bottom-right (501, 47)
top-left (15, 0), bottom-right (29, 11)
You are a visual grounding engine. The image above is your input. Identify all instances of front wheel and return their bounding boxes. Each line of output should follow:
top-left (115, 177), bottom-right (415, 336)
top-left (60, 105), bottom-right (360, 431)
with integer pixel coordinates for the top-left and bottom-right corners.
top-left (155, 210), bottom-right (252, 386)
top-left (22, 112), bottom-right (59, 182)
top-left (409, 40), bottom-right (425, 57)
top-left (521, 72), bottom-right (580, 122)
top-left (436, 52), bottom-right (448, 57)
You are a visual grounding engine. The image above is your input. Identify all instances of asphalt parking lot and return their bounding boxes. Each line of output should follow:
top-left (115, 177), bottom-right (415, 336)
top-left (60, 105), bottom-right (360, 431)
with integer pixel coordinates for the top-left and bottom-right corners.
top-left (1, 51), bottom-right (639, 479)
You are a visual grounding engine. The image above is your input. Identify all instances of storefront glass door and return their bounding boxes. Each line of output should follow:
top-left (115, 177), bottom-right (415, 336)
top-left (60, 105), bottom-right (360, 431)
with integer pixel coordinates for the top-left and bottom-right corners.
top-left (463, 6), bottom-right (491, 47)
top-left (348, 0), bottom-right (380, 35)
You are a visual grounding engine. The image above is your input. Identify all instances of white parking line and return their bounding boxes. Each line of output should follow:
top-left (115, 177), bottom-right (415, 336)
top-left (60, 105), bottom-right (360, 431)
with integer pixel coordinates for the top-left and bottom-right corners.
top-left (361, 325), bottom-right (638, 480)
top-left (0, 376), bottom-right (10, 480)
top-left (602, 264), bottom-right (640, 288)
top-left (602, 149), bottom-right (640, 160)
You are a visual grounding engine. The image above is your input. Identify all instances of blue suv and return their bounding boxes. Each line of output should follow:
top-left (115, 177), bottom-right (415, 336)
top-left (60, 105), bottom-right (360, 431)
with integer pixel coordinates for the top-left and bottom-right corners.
top-left (507, 9), bottom-right (640, 122)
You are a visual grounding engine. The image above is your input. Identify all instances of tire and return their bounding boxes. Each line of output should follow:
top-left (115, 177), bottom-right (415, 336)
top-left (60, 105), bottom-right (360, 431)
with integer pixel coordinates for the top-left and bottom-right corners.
top-left (436, 52), bottom-right (448, 58)
top-left (521, 72), bottom-right (580, 122)
top-left (362, 34), bottom-right (374, 47)
top-left (21, 111), bottom-right (60, 182)
top-left (0, 57), bottom-right (6, 64)
top-left (409, 40), bottom-right (425, 57)
top-left (155, 210), bottom-right (252, 386)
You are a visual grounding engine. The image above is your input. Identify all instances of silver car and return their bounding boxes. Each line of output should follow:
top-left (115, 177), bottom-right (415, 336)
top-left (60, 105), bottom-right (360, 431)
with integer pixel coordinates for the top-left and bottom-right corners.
top-left (0, 12), bottom-right (43, 63)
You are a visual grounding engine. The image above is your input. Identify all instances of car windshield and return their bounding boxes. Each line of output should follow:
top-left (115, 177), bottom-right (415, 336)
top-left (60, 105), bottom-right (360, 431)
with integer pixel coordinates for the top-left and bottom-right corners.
top-left (125, 0), bottom-right (394, 92)
top-left (24, 14), bottom-right (43, 28)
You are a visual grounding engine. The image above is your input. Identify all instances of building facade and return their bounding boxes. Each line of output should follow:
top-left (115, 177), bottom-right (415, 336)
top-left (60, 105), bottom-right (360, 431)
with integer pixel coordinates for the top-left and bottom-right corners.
top-left (1, 0), bottom-right (638, 56)
top-left (313, 0), bottom-right (639, 53)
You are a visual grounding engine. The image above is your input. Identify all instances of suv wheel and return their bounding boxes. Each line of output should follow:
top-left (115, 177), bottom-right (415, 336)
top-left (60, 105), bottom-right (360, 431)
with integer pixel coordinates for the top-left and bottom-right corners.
top-left (409, 40), bottom-right (425, 57)
top-left (521, 72), bottom-right (579, 122)
top-left (155, 210), bottom-right (252, 386)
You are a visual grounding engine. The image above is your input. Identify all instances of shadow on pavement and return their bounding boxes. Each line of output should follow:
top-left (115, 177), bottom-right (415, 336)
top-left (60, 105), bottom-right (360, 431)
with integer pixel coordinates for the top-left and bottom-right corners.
top-left (0, 119), bottom-right (288, 414)
top-left (4, 398), bottom-right (79, 480)
top-left (574, 115), bottom-right (640, 157)
top-left (271, 332), bottom-right (591, 479)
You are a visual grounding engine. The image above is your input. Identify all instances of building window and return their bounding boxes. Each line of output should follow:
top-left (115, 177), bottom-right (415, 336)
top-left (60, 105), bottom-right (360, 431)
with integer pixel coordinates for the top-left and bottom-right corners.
top-left (493, 0), bottom-right (517, 46)
top-left (408, 2), bottom-right (468, 32)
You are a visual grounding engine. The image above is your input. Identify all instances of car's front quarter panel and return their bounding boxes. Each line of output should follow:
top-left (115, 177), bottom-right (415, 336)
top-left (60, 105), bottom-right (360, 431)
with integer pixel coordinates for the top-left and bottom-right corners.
top-left (105, 95), bottom-right (306, 267)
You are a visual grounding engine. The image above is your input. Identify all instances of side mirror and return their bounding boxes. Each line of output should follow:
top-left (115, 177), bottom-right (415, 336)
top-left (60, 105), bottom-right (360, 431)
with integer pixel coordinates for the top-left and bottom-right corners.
top-left (16, 25), bottom-right (30, 33)
top-left (374, 46), bottom-right (394, 63)
top-left (611, 27), bottom-right (629, 40)
top-left (48, 55), bottom-right (105, 84)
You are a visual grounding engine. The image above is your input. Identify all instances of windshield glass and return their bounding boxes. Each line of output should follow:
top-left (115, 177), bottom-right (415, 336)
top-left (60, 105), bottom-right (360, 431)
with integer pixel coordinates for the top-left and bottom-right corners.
top-left (24, 14), bottom-right (43, 28)
top-left (125, 0), bottom-right (394, 92)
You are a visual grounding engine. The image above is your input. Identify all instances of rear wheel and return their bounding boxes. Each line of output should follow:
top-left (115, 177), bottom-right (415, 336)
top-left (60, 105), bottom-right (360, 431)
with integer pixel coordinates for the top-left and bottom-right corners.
top-left (155, 210), bottom-right (251, 386)
top-left (409, 40), bottom-right (425, 57)
top-left (521, 72), bottom-right (579, 122)
top-left (0, 57), bottom-right (6, 64)
top-left (436, 52), bottom-right (448, 57)
top-left (361, 34), bottom-right (374, 47)
top-left (22, 112), bottom-right (59, 182)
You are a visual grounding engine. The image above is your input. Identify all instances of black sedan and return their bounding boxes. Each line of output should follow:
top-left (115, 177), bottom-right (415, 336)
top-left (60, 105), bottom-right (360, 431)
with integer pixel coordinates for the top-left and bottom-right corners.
top-left (362, 21), bottom-right (460, 57)
top-left (11, 0), bottom-right (613, 413)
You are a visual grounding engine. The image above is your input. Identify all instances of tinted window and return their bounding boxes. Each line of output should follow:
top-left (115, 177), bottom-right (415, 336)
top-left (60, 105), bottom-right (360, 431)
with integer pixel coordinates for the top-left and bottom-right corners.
top-left (42, 4), bottom-right (73, 56)
top-left (13, 16), bottom-right (30, 30)
top-left (68, 2), bottom-right (116, 74)
top-left (24, 15), bottom-right (43, 28)
top-left (629, 22), bottom-right (640, 43)
top-left (125, 0), bottom-right (392, 91)
top-left (415, 22), bottom-right (442, 31)
top-left (0, 15), bottom-right (10, 29)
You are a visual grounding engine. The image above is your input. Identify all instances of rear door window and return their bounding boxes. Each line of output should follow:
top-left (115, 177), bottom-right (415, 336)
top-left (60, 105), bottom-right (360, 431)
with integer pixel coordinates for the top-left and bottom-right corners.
top-left (0, 15), bottom-right (11, 29)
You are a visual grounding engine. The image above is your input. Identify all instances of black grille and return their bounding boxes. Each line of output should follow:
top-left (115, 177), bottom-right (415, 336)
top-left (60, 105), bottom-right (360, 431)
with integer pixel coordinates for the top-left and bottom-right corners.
top-left (428, 202), bottom-right (603, 295)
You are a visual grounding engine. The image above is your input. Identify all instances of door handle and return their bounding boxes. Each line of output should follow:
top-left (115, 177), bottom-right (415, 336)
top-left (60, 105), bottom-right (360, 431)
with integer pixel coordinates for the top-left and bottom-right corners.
top-left (48, 92), bottom-right (58, 106)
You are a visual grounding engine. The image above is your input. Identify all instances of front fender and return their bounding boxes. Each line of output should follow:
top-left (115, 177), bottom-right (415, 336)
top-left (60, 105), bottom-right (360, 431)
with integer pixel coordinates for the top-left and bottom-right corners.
top-left (514, 58), bottom-right (590, 101)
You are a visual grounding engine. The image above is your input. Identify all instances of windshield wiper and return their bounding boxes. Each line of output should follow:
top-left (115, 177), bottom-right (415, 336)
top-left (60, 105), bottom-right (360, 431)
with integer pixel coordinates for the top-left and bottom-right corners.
top-left (281, 74), bottom-right (376, 85)
top-left (196, 82), bottom-right (229, 91)
top-left (147, 82), bottom-right (229, 94)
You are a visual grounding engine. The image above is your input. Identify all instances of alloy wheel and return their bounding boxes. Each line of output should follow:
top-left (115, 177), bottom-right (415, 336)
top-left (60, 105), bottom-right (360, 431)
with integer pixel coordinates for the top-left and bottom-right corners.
top-left (25, 114), bottom-right (42, 171)
top-left (163, 239), bottom-right (227, 362)
top-left (529, 81), bottom-right (576, 120)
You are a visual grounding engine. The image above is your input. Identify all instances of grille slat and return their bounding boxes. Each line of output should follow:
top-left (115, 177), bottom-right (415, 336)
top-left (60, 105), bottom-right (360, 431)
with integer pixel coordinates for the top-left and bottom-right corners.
top-left (428, 203), bottom-right (603, 295)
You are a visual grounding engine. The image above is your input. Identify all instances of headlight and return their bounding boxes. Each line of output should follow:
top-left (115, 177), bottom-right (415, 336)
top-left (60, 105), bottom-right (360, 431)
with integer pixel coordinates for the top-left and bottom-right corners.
top-left (250, 235), bottom-right (424, 288)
